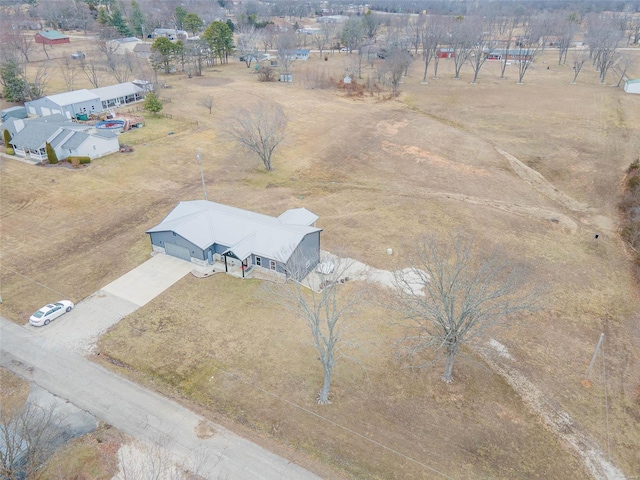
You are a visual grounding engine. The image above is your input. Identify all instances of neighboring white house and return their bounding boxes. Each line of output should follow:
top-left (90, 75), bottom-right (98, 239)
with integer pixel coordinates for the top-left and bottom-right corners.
top-left (91, 82), bottom-right (147, 110)
top-left (3, 115), bottom-right (119, 162)
top-left (25, 82), bottom-right (148, 118)
top-left (107, 37), bottom-right (141, 53)
top-left (624, 79), bottom-right (640, 94)
top-left (152, 28), bottom-right (188, 40)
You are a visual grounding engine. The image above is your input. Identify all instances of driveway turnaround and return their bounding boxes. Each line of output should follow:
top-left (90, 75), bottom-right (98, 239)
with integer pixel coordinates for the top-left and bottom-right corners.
top-left (1, 318), bottom-right (320, 479)
top-left (29, 254), bottom-right (194, 353)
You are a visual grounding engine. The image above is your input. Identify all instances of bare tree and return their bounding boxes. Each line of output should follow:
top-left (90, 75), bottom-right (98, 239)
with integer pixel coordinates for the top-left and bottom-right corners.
top-left (390, 233), bottom-right (540, 383)
top-left (449, 17), bottom-right (475, 79)
top-left (0, 402), bottom-right (67, 480)
top-left (29, 63), bottom-right (50, 99)
top-left (80, 53), bottom-right (102, 88)
top-left (585, 14), bottom-right (623, 84)
top-left (613, 54), bottom-right (633, 87)
top-left (515, 24), bottom-right (541, 84)
top-left (319, 22), bottom-right (337, 55)
top-left (257, 65), bottom-right (276, 82)
top-left (379, 47), bottom-right (412, 97)
top-left (276, 31), bottom-right (296, 76)
top-left (58, 56), bottom-right (78, 92)
top-left (200, 94), bottom-right (214, 114)
top-left (467, 17), bottom-right (496, 84)
top-left (236, 25), bottom-right (262, 68)
top-left (552, 13), bottom-right (578, 65)
top-left (1, 22), bottom-right (34, 63)
top-left (420, 15), bottom-right (446, 83)
top-left (570, 50), bottom-right (587, 84)
top-left (499, 15), bottom-right (520, 80)
top-left (269, 254), bottom-right (363, 404)
top-left (225, 102), bottom-right (287, 172)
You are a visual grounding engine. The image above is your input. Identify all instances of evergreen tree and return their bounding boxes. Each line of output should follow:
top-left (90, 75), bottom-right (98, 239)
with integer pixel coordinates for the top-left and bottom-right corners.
top-left (129, 0), bottom-right (145, 37)
top-left (144, 92), bottom-right (163, 115)
top-left (97, 7), bottom-right (110, 25)
top-left (110, 5), bottom-right (132, 37)
top-left (226, 19), bottom-right (235, 33)
top-left (174, 6), bottom-right (187, 30)
top-left (46, 142), bottom-right (58, 164)
top-left (203, 21), bottom-right (234, 64)
top-left (183, 13), bottom-right (204, 36)
top-left (1, 60), bottom-right (28, 102)
top-left (3, 129), bottom-right (12, 147)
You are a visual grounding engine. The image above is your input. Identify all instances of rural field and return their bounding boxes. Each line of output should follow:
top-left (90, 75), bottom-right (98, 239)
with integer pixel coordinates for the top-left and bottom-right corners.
top-left (2, 36), bottom-right (640, 478)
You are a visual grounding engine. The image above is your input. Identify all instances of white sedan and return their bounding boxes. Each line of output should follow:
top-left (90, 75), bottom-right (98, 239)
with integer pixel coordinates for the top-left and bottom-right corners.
top-left (29, 300), bottom-right (74, 326)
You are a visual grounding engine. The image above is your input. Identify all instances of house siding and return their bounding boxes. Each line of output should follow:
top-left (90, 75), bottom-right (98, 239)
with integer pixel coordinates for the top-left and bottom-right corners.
top-left (26, 97), bottom-right (101, 118)
top-left (284, 231), bottom-right (321, 279)
top-left (71, 135), bottom-right (120, 159)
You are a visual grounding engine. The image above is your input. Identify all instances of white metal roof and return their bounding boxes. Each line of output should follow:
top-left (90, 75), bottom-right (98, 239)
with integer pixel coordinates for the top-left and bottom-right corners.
top-left (278, 208), bottom-right (318, 226)
top-left (147, 201), bottom-right (321, 262)
top-left (90, 82), bottom-right (143, 102)
top-left (46, 89), bottom-right (99, 106)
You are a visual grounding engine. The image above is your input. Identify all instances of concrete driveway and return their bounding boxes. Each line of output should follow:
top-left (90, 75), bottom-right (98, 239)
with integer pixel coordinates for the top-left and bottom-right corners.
top-left (29, 254), bottom-right (194, 353)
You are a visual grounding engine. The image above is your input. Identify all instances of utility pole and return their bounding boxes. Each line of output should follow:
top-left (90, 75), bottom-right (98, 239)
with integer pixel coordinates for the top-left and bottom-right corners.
top-left (196, 148), bottom-right (207, 200)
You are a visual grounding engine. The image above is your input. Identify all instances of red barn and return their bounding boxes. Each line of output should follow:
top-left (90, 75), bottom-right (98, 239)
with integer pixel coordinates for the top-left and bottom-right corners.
top-left (436, 48), bottom-right (455, 59)
top-left (35, 30), bottom-right (70, 46)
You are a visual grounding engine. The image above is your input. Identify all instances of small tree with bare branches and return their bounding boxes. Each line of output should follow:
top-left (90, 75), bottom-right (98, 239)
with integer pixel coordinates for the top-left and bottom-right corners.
top-left (268, 253), bottom-right (364, 404)
top-left (225, 102), bottom-right (287, 171)
top-left (200, 94), bottom-right (214, 114)
top-left (390, 232), bottom-right (540, 383)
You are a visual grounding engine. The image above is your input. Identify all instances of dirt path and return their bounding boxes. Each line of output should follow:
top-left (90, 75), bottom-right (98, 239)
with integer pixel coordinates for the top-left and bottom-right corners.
top-left (496, 147), bottom-right (591, 213)
top-left (479, 344), bottom-right (625, 480)
top-left (319, 256), bottom-right (626, 480)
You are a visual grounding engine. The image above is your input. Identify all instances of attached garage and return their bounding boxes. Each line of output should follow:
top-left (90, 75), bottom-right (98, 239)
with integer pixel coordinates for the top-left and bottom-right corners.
top-left (164, 242), bottom-right (191, 262)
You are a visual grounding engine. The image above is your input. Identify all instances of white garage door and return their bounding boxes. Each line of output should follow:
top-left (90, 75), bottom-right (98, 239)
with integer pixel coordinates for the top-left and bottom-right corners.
top-left (164, 242), bottom-right (191, 262)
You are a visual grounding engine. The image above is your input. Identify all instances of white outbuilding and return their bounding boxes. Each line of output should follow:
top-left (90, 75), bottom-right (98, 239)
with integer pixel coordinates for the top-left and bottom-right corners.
top-left (624, 79), bottom-right (640, 94)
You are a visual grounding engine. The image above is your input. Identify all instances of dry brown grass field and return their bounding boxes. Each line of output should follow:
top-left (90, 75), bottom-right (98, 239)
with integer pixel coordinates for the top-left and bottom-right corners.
top-left (2, 38), bottom-right (640, 478)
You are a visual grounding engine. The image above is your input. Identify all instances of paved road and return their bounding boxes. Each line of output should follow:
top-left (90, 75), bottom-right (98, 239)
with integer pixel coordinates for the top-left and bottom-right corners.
top-left (0, 318), bottom-right (320, 479)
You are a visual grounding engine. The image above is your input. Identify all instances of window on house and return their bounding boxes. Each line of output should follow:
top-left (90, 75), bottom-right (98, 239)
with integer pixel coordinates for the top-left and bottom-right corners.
top-left (255, 256), bottom-right (262, 266)
top-left (269, 260), bottom-right (276, 271)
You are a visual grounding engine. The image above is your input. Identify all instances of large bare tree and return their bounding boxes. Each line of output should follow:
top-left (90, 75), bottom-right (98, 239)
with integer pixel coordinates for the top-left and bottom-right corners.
top-left (467, 17), bottom-right (496, 84)
top-left (270, 254), bottom-right (363, 404)
top-left (449, 17), bottom-right (476, 80)
top-left (225, 102), bottom-right (287, 171)
top-left (420, 15), bottom-right (446, 83)
top-left (570, 50), bottom-right (588, 84)
top-left (391, 233), bottom-right (540, 383)
top-left (585, 13), bottom-right (623, 84)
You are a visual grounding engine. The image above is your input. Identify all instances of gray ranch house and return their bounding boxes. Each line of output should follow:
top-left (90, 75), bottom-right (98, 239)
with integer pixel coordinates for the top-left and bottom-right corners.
top-left (147, 200), bottom-right (322, 279)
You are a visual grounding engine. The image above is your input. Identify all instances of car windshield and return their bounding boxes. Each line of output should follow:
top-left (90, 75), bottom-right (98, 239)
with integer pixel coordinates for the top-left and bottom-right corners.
top-left (33, 310), bottom-right (45, 318)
